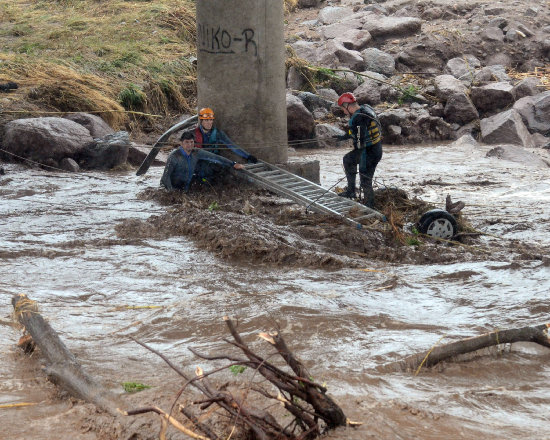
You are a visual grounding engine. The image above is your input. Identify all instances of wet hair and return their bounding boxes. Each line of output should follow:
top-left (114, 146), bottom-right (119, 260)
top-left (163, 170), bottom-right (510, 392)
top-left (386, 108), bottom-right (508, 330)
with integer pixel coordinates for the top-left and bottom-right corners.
top-left (180, 130), bottom-right (195, 141)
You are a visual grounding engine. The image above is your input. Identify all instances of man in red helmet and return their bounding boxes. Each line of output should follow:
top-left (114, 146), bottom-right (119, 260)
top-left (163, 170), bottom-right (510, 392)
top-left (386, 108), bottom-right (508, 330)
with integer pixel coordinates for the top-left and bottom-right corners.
top-left (335, 92), bottom-right (383, 208)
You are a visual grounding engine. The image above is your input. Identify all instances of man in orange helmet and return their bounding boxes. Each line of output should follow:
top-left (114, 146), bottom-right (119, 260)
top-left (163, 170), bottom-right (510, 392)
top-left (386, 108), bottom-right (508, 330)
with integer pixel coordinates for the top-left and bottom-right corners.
top-left (335, 92), bottom-right (383, 208)
top-left (195, 107), bottom-right (258, 162)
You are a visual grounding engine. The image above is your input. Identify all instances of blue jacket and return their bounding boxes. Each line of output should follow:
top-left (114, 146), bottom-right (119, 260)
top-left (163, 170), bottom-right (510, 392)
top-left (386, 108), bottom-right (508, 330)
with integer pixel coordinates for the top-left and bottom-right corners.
top-left (160, 147), bottom-right (236, 191)
top-left (195, 126), bottom-right (251, 160)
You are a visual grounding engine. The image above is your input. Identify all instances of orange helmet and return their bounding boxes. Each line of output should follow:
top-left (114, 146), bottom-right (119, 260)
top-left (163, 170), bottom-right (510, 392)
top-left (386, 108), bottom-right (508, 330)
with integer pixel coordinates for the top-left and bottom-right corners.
top-left (199, 108), bottom-right (215, 120)
top-left (337, 92), bottom-right (356, 106)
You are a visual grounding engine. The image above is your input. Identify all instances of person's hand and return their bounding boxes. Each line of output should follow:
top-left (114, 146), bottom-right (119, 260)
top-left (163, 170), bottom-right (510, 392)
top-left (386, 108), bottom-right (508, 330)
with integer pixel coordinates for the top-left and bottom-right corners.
top-left (247, 154), bottom-right (258, 163)
top-left (234, 163), bottom-right (245, 170)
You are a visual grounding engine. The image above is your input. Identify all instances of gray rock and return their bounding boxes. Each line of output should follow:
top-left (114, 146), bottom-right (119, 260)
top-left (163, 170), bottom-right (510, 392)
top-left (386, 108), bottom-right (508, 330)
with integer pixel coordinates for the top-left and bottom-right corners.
top-left (297, 92), bottom-right (334, 112)
top-left (286, 93), bottom-right (315, 141)
top-left (64, 112), bottom-right (114, 138)
top-left (444, 55), bottom-right (481, 79)
top-left (480, 109), bottom-right (534, 148)
top-left (2, 117), bottom-right (93, 164)
top-left (287, 66), bottom-right (305, 91)
top-left (484, 5), bottom-right (505, 15)
top-left (523, 7), bottom-right (539, 17)
top-left (433, 75), bottom-right (467, 101)
top-left (362, 15), bottom-right (421, 39)
top-left (472, 65), bottom-right (510, 84)
top-left (325, 40), bottom-right (365, 71)
top-left (450, 134), bottom-right (478, 148)
top-left (318, 6), bottom-right (351, 25)
top-left (512, 77), bottom-right (542, 100)
top-left (444, 93), bottom-right (479, 125)
top-left (352, 71), bottom-right (387, 106)
top-left (312, 108), bottom-right (329, 119)
top-left (485, 53), bottom-right (512, 67)
top-left (471, 82), bottom-right (514, 114)
top-left (79, 131), bottom-right (130, 170)
top-left (361, 48), bottom-right (395, 76)
top-left (335, 29), bottom-right (372, 51)
top-left (315, 123), bottom-right (345, 148)
top-left (329, 71), bottom-right (361, 95)
top-left (59, 157), bottom-right (80, 173)
top-left (321, 19), bottom-right (363, 39)
top-left (481, 27), bottom-right (504, 42)
top-left (317, 88), bottom-right (339, 102)
top-left (290, 40), bottom-right (322, 64)
top-left (513, 91), bottom-right (550, 134)
top-left (486, 145), bottom-right (548, 168)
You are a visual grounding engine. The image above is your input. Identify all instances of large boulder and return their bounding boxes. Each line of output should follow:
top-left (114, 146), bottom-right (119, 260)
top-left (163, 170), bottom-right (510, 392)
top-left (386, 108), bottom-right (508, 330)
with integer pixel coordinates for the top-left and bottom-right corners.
top-left (433, 75), bottom-right (467, 101)
top-left (314, 124), bottom-right (346, 148)
top-left (297, 92), bottom-right (334, 112)
top-left (286, 93), bottom-right (315, 141)
top-left (513, 91), bottom-right (550, 134)
top-left (471, 82), bottom-right (515, 114)
top-left (78, 131), bottom-right (130, 170)
top-left (2, 117), bottom-right (93, 164)
top-left (325, 40), bottom-right (365, 71)
top-left (362, 15), bottom-right (422, 39)
top-left (352, 71), bottom-right (387, 106)
top-left (444, 93), bottom-right (479, 125)
top-left (480, 109), bottom-right (534, 148)
top-left (361, 48), bottom-right (395, 76)
top-left (486, 145), bottom-right (549, 168)
top-left (64, 113), bottom-right (114, 138)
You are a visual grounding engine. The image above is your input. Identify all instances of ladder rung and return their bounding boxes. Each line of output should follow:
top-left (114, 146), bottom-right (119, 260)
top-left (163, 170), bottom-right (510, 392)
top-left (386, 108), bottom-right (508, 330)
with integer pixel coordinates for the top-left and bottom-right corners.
top-left (271, 176), bottom-right (298, 184)
top-left (256, 170), bottom-right (285, 177)
top-left (245, 164), bottom-right (266, 171)
top-left (285, 182), bottom-right (309, 189)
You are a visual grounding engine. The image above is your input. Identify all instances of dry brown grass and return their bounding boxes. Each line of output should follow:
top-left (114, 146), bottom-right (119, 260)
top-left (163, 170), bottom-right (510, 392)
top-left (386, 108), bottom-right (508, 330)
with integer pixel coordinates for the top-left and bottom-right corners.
top-left (0, 0), bottom-right (197, 128)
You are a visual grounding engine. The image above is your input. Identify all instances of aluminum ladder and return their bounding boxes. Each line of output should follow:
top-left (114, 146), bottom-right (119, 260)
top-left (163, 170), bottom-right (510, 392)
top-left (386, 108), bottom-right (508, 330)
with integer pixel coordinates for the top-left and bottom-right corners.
top-left (241, 161), bottom-right (386, 229)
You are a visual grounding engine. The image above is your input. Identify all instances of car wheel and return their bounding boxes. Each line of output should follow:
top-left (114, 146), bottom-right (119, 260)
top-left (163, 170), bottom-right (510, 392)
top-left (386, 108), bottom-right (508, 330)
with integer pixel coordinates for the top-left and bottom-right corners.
top-left (417, 209), bottom-right (458, 239)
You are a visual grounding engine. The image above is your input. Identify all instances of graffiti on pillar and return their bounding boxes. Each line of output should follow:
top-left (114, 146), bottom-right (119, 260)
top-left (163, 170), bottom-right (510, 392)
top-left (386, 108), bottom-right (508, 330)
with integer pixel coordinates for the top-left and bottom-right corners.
top-left (198, 23), bottom-right (258, 56)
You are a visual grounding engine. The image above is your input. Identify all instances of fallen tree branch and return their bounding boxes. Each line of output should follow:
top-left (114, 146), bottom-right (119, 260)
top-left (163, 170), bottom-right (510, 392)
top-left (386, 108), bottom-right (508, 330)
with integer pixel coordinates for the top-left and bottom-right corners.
top-left (125, 316), bottom-right (348, 439)
top-left (384, 323), bottom-right (550, 373)
top-left (11, 293), bottom-right (122, 416)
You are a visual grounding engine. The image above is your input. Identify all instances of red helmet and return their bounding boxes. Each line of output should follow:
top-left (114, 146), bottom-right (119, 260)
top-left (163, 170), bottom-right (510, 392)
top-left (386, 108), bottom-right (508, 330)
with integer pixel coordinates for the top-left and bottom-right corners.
top-left (337, 92), bottom-right (356, 106)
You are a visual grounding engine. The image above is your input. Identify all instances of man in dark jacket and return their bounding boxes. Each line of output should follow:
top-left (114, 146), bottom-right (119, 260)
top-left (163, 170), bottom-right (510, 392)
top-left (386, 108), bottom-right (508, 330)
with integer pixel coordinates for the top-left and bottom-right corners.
top-left (336, 92), bottom-right (383, 208)
top-left (160, 130), bottom-right (244, 191)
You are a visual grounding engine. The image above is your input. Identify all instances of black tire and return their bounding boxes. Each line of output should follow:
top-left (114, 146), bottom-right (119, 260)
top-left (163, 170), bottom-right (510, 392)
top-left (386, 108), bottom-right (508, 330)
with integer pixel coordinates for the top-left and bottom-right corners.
top-left (417, 209), bottom-right (458, 239)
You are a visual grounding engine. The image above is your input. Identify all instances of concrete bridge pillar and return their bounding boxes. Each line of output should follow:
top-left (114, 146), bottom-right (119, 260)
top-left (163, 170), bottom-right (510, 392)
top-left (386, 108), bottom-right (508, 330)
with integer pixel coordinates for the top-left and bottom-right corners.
top-left (196, 0), bottom-right (288, 164)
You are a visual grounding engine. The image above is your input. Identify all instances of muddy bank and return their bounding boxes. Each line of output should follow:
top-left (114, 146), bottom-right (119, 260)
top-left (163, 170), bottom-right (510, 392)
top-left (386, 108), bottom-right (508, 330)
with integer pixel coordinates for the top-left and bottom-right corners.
top-left (114, 181), bottom-right (501, 269)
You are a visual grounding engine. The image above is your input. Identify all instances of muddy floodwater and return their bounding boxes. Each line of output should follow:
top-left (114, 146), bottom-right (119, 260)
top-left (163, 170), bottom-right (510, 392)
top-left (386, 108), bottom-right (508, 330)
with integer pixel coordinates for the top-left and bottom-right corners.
top-left (1, 143), bottom-right (549, 439)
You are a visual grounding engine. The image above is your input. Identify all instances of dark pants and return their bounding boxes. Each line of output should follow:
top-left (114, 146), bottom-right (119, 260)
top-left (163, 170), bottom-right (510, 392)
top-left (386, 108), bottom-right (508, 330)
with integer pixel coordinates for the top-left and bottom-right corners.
top-left (343, 142), bottom-right (383, 207)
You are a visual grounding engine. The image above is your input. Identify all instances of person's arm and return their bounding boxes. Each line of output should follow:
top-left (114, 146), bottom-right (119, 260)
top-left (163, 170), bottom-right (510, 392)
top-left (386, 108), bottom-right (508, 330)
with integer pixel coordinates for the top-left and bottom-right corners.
top-left (195, 149), bottom-right (241, 169)
top-left (217, 130), bottom-right (254, 161)
top-left (160, 154), bottom-right (176, 190)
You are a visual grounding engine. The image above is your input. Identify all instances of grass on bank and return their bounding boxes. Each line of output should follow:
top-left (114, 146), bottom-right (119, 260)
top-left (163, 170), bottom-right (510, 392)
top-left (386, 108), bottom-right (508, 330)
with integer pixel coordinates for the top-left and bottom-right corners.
top-left (0, 0), bottom-right (198, 127)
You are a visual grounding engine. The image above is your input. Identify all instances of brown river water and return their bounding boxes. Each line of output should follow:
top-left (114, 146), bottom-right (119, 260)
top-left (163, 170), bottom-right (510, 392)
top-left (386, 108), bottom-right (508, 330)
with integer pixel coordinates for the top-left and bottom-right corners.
top-left (1, 142), bottom-right (549, 439)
